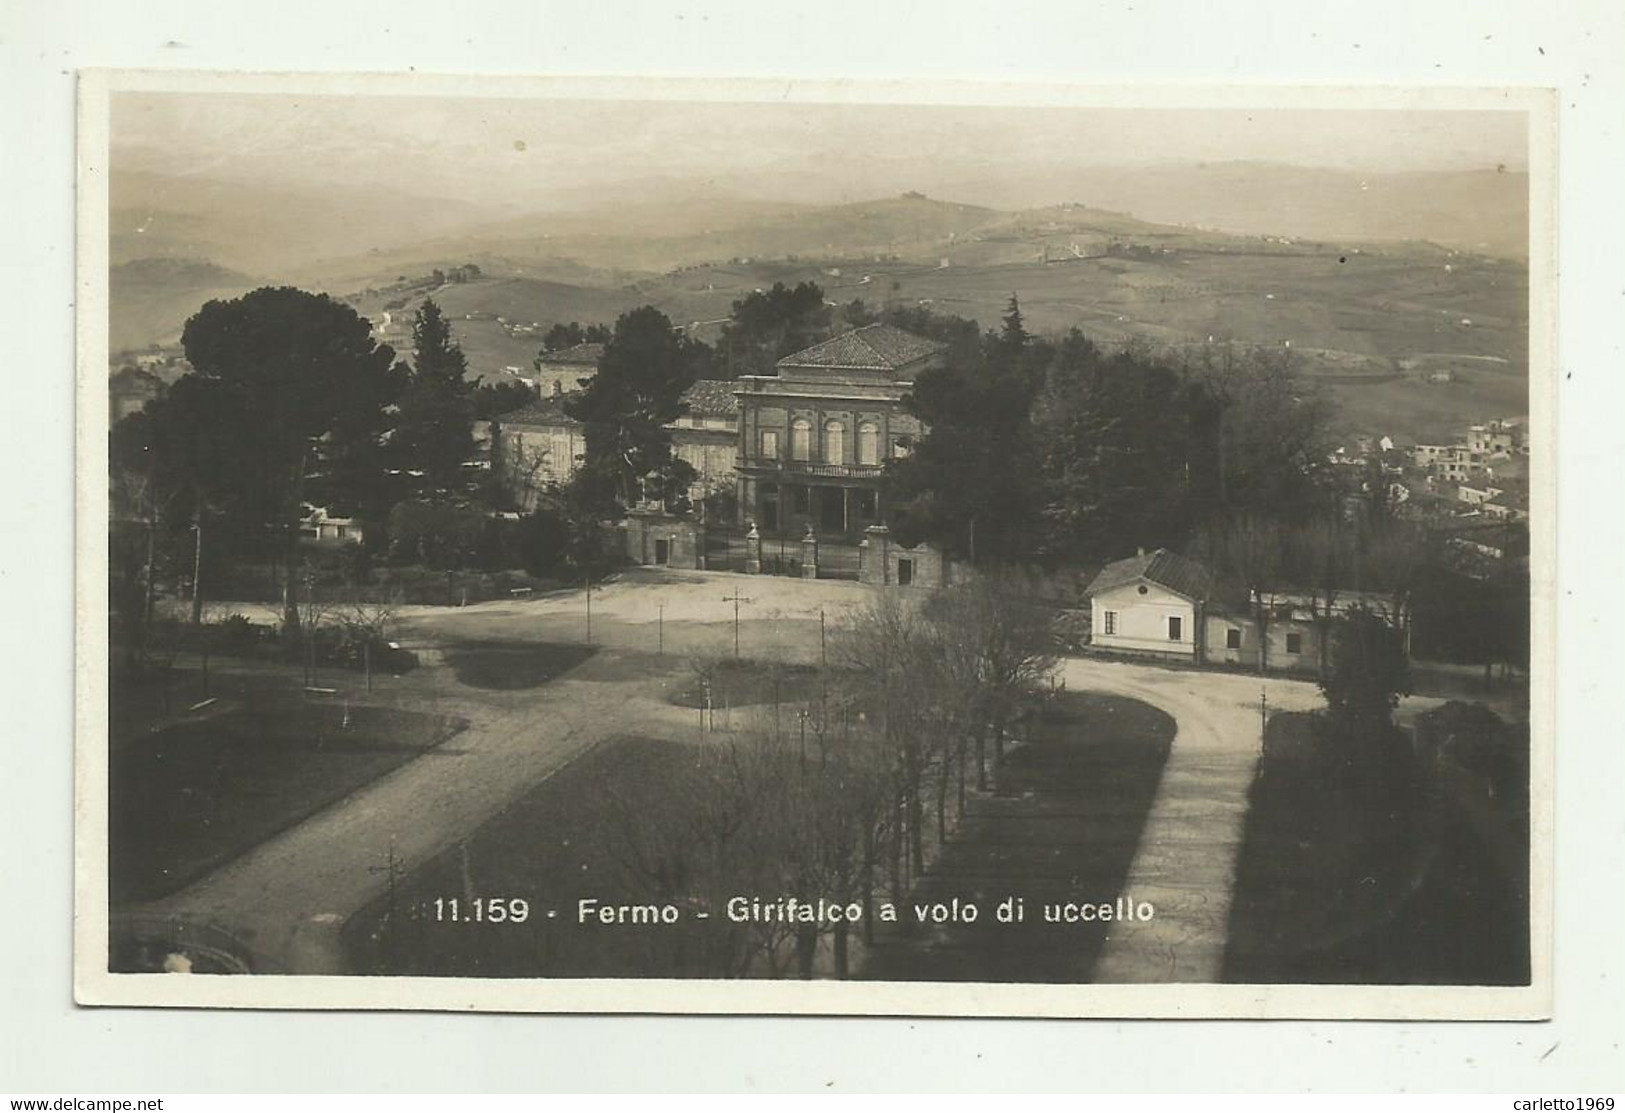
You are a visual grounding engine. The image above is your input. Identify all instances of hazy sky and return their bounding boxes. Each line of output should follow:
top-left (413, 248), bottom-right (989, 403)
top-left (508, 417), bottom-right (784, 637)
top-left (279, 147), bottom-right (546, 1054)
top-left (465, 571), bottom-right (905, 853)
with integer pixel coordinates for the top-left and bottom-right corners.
top-left (113, 92), bottom-right (1529, 209)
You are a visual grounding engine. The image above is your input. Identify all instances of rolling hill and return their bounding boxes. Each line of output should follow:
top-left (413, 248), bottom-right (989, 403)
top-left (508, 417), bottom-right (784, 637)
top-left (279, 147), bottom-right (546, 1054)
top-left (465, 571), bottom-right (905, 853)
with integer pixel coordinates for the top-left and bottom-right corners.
top-left (109, 257), bottom-right (257, 352)
top-left (106, 180), bottom-right (1528, 443)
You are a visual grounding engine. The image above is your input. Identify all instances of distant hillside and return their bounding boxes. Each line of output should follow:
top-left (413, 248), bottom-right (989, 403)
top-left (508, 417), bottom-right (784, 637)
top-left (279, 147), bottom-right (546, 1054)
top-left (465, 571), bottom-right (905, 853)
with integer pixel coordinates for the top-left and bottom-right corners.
top-left (937, 163), bottom-right (1530, 259)
top-left (105, 178), bottom-right (1529, 444)
top-left (111, 168), bottom-right (503, 278)
top-left (336, 193), bottom-right (1002, 280)
top-left (109, 257), bottom-right (256, 351)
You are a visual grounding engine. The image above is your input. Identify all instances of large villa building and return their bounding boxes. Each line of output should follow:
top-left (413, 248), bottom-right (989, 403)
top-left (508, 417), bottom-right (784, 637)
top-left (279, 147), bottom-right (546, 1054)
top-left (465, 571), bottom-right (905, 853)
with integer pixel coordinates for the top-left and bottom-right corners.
top-left (492, 323), bottom-right (944, 539)
top-left (733, 324), bottom-right (943, 537)
top-left (734, 323), bottom-right (949, 536)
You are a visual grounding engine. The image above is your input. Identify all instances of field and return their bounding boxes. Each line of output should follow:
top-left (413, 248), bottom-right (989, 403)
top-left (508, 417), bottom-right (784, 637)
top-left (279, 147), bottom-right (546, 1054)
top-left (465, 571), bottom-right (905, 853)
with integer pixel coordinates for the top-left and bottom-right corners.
top-left (112, 187), bottom-right (1527, 444)
top-left (340, 689), bottom-right (1175, 981)
top-left (347, 240), bottom-right (1524, 443)
top-left (861, 691), bottom-right (1175, 983)
top-left (1223, 711), bottom-right (1529, 985)
top-left (110, 687), bottom-right (467, 903)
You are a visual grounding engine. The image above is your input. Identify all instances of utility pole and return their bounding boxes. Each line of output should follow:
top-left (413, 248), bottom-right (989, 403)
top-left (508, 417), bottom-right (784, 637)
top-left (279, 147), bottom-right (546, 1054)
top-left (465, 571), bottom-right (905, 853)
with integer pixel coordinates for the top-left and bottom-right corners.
top-left (721, 589), bottom-right (752, 659)
top-left (820, 604), bottom-right (827, 668)
top-left (584, 577), bottom-right (592, 644)
top-left (658, 603), bottom-right (664, 656)
top-left (1260, 686), bottom-right (1268, 743)
top-left (190, 507), bottom-right (205, 626)
top-left (303, 571), bottom-right (317, 689)
top-left (367, 839), bottom-right (401, 969)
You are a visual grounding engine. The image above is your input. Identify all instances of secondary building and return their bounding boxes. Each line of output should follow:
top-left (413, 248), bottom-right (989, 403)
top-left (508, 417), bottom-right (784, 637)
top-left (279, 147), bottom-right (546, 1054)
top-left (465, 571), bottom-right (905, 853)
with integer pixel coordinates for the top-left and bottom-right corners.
top-left (1085, 547), bottom-right (1407, 673)
top-left (490, 378), bottom-right (742, 511)
top-left (489, 395), bottom-right (585, 510)
top-left (528, 342), bottom-right (603, 397)
top-left (1086, 548), bottom-right (1213, 660)
top-left (669, 378), bottom-right (740, 505)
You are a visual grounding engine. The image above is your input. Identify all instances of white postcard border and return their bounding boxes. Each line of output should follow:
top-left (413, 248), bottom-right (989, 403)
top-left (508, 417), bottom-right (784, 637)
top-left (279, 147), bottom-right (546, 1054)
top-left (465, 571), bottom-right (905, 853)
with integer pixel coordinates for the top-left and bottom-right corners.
top-left (73, 69), bottom-right (1557, 1019)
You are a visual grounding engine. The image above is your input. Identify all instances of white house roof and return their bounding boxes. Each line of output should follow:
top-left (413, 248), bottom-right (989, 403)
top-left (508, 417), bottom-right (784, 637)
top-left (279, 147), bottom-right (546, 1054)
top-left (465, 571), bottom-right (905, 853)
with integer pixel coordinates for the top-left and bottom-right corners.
top-left (1085, 549), bottom-right (1213, 602)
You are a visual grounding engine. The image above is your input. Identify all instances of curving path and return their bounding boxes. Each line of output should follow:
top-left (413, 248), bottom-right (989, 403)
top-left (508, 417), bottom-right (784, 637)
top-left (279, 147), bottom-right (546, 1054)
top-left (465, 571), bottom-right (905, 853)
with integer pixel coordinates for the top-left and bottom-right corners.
top-left (119, 573), bottom-right (1449, 984)
top-left (1056, 657), bottom-right (1448, 983)
top-left (1057, 659), bottom-right (1324, 982)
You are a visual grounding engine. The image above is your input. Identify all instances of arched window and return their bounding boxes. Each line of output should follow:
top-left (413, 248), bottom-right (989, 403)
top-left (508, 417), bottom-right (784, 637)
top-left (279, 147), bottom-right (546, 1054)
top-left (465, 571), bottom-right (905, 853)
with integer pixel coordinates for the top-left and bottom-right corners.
top-left (824, 420), bottom-right (845, 464)
top-left (791, 418), bottom-right (812, 461)
top-left (857, 421), bottom-right (880, 465)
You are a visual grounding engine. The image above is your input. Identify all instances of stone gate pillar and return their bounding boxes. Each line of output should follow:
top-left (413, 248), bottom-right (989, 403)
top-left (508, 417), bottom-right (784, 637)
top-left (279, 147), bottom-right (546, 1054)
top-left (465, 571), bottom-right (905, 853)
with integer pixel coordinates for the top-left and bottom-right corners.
top-left (744, 521), bottom-right (762, 575)
top-left (800, 525), bottom-right (819, 579)
top-left (860, 523), bottom-right (891, 586)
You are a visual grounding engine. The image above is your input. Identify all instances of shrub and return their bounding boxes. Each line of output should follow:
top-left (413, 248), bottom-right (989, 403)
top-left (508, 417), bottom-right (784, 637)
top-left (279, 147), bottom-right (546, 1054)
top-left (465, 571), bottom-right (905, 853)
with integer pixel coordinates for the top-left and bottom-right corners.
top-left (386, 498), bottom-right (488, 570)
top-left (516, 507), bottom-right (570, 577)
top-left (209, 613), bottom-right (276, 656)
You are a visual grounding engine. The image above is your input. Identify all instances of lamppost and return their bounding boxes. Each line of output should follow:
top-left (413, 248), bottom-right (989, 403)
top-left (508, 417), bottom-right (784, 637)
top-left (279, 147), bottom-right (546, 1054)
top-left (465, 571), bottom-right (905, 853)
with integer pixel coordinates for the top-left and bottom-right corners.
top-left (721, 589), bottom-right (752, 659)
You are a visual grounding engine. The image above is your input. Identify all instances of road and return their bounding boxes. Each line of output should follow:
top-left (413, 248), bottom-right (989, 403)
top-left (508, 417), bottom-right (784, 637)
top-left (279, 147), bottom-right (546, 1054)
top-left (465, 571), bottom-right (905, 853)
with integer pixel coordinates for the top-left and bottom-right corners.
top-left (123, 570), bottom-right (1455, 981)
top-left (1058, 657), bottom-right (1450, 983)
top-left (122, 570), bottom-right (871, 973)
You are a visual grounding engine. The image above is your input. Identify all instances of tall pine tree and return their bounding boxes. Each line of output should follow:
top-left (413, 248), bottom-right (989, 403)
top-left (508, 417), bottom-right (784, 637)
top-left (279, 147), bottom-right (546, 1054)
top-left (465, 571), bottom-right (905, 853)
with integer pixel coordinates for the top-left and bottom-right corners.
top-left (396, 298), bottom-right (475, 490)
top-left (564, 305), bottom-right (698, 511)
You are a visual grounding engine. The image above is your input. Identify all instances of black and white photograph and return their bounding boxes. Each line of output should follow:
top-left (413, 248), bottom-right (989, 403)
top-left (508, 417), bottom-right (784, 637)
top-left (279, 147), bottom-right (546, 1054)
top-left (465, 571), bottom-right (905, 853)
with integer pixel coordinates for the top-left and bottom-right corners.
top-left (75, 73), bottom-right (1553, 1017)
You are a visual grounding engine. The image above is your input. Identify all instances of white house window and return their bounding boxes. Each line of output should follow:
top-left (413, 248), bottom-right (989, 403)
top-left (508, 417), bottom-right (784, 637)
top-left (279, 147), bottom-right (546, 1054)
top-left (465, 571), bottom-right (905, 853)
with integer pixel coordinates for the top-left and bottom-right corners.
top-left (824, 420), bottom-right (845, 464)
top-left (1168, 616), bottom-right (1183, 641)
top-left (858, 421), bottom-right (880, 465)
top-left (1102, 611), bottom-right (1117, 636)
top-left (1286, 632), bottom-right (1304, 654)
top-left (791, 419), bottom-right (812, 461)
top-left (1226, 628), bottom-right (1242, 650)
top-left (761, 429), bottom-right (779, 460)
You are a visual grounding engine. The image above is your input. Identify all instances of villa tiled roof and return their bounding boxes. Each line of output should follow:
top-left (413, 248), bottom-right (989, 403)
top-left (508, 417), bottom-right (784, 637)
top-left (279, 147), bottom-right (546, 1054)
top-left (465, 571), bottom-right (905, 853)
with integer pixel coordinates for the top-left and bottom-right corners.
top-left (499, 395), bottom-right (582, 428)
top-left (536, 342), bottom-right (604, 366)
top-left (777, 324), bottom-right (944, 372)
top-left (1085, 548), bottom-right (1214, 602)
top-left (680, 379), bottom-right (739, 417)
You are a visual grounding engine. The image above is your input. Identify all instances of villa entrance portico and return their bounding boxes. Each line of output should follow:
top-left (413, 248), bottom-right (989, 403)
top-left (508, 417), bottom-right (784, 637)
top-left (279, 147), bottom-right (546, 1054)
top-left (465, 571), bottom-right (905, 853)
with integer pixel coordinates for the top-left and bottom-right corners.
top-left (750, 475), bottom-right (882, 540)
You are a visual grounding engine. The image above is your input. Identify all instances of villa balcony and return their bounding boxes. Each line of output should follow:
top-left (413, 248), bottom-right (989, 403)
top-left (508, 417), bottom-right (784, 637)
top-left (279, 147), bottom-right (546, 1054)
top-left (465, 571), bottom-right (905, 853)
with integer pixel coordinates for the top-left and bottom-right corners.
top-left (739, 459), bottom-right (888, 480)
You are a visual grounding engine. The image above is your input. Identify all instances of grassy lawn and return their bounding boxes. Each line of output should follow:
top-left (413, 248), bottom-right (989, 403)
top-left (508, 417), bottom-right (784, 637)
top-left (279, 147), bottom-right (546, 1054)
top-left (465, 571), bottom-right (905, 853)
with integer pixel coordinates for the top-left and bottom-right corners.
top-left (342, 734), bottom-right (730, 978)
top-left (1224, 710), bottom-right (1530, 985)
top-left (111, 699), bottom-right (467, 903)
top-left (441, 641), bottom-right (598, 690)
top-left (343, 692), bottom-right (1176, 982)
top-left (665, 658), bottom-right (858, 709)
top-left (110, 661), bottom-right (303, 746)
top-left (861, 692), bottom-right (1175, 983)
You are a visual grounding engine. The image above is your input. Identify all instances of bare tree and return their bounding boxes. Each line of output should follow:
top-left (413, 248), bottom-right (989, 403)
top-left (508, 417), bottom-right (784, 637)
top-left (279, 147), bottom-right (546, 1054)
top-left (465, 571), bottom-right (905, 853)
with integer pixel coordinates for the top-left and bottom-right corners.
top-left (1192, 514), bottom-right (1286, 672)
top-left (339, 590), bottom-right (404, 691)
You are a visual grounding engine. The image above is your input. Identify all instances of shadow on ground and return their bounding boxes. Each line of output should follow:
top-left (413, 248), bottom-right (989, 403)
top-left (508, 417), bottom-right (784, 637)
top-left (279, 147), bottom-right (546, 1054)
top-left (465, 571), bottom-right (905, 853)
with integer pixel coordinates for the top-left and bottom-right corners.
top-left (111, 700), bottom-right (467, 903)
top-left (862, 691), bottom-right (1174, 984)
top-left (341, 734), bottom-right (732, 979)
top-left (1223, 709), bottom-right (1530, 985)
top-left (441, 642), bottom-right (598, 689)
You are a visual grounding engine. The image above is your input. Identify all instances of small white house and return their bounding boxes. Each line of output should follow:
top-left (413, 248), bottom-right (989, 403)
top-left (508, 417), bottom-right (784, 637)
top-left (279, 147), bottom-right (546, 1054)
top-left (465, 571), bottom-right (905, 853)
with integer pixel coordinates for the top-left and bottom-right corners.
top-left (299, 504), bottom-right (364, 545)
top-left (1085, 549), bottom-right (1213, 661)
top-left (1086, 548), bottom-right (1408, 673)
